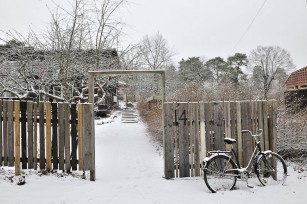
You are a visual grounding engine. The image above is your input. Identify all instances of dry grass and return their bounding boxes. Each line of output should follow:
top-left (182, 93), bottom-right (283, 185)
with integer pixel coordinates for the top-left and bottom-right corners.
top-left (137, 99), bottom-right (163, 145)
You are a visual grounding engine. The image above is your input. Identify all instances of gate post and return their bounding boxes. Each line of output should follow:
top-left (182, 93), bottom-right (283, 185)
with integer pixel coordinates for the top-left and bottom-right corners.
top-left (82, 103), bottom-right (95, 181)
top-left (87, 73), bottom-right (95, 181)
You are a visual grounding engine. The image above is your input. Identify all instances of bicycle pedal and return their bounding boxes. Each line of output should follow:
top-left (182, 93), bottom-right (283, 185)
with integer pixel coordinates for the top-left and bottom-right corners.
top-left (247, 184), bottom-right (254, 188)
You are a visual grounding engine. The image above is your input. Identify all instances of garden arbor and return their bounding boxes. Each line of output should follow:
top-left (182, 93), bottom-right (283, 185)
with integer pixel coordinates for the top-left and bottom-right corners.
top-left (87, 70), bottom-right (166, 181)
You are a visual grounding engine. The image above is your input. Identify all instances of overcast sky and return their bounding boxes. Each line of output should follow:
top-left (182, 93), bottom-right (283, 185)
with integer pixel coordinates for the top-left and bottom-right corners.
top-left (1, 0), bottom-right (307, 69)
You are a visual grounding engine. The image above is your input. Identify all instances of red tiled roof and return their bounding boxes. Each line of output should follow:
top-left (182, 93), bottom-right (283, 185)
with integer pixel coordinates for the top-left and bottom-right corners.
top-left (285, 66), bottom-right (307, 86)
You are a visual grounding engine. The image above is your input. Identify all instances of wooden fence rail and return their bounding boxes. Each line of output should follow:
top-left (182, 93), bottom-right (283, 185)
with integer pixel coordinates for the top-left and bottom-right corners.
top-left (0, 100), bottom-right (94, 179)
top-left (163, 100), bottom-right (277, 179)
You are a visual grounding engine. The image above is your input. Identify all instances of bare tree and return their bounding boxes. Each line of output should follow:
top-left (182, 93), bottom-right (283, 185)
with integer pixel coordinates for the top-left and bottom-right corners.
top-left (249, 45), bottom-right (295, 99)
top-left (0, 0), bottom-right (126, 103)
top-left (137, 32), bottom-right (173, 95)
top-left (118, 44), bottom-right (143, 70)
top-left (139, 32), bottom-right (173, 70)
top-left (91, 0), bottom-right (126, 68)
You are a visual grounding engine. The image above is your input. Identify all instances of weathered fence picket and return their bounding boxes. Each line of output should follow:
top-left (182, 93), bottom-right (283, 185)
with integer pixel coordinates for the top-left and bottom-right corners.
top-left (58, 102), bottom-right (65, 170)
top-left (27, 101), bottom-right (34, 169)
top-left (39, 102), bottom-right (45, 169)
top-left (33, 102), bottom-right (38, 170)
top-left (46, 102), bottom-right (52, 170)
top-left (3, 101), bottom-right (8, 166)
top-left (241, 101), bottom-right (253, 166)
top-left (21, 101), bottom-right (27, 169)
top-left (71, 103), bottom-right (78, 171)
top-left (7, 100), bottom-right (14, 167)
top-left (77, 103), bottom-right (84, 171)
top-left (193, 103), bottom-right (200, 177)
top-left (163, 103), bottom-right (174, 179)
top-left (64, 102), bottom-right (71, 171)
top-left (52, 102), bottom-right (58, 169)
top-left (163, 100), bottom-right (277, 178)
top-left (0, 99), bottom-right (95, 178)
top-left (14, 101), bottom-right (20, 175)
top-left (177, 103), bottom-right (190, 177)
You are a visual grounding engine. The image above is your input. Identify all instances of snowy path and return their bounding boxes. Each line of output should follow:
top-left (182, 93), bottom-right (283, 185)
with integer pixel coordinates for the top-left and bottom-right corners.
top-left (1, 114), bottom-right (307, 204)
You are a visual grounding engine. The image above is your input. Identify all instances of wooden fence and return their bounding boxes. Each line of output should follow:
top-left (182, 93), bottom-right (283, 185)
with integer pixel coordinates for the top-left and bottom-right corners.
top-left (0, 100), bottom-right (95, 179)
top-left (163, 100), bottom-right (277, 179)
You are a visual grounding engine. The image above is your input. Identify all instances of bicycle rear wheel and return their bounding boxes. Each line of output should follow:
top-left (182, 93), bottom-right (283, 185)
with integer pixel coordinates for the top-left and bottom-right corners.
top-left (255, 152), bottom-right (287, 186)
top-left (204, 155), bottom-right (238, 193)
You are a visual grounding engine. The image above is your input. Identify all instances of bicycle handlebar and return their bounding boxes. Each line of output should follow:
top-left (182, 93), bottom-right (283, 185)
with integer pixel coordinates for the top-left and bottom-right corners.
top-left (241, 129), bottom-right (263, 137)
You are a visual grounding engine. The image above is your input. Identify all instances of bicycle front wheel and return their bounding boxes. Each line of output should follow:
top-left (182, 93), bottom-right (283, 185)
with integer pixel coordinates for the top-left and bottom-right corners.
top-left (204, 155), bottom-right (238, 193)
top-left (255, 152), bottom-right (287, 186)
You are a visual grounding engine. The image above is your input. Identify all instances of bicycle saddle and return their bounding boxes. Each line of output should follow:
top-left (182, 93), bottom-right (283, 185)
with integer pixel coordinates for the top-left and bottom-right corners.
top-left (224, 138), bottom-right (236, 144)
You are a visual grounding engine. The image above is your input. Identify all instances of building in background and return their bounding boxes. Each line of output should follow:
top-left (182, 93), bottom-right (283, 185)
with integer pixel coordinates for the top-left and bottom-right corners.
top-left (284, 66), bottom-right (307, 113)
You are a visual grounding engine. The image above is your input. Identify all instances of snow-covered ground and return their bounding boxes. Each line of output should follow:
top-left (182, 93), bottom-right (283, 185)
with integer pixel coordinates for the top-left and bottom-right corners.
top-left (1, 112), bottom-right (307, 204)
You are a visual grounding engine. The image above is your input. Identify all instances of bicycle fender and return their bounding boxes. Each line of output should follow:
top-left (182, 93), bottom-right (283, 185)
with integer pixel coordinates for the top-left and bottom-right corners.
top-left (256, 150), bottom-right (272, 163)
top-left (202, 153), bottom-right (232, 169)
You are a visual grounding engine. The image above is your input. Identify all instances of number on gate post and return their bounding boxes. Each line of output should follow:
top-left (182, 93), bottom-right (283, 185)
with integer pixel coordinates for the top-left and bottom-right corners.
top-left (178, 110), bottom-right (188, 125)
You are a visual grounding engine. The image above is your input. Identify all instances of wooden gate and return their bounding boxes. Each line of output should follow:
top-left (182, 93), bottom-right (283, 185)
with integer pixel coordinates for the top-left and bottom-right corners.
top-left (163, 100), bottom-right (277, 178)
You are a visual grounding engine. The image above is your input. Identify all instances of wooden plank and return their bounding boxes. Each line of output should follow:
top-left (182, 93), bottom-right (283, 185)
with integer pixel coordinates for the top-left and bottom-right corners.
top-left (58, 103), bottom-right (65, 170)
top-left (236, 102), bottom-right (243, 167)
top-left (251, 101), bottom-right (256, 133)
top-left (268, 100), bottom-right (277, 153)
top-left (224, 102), bottom-right (231, 138)
top-left (194, 103), bottom-right (200, 176)
top-left (251, 101), bottom-right (257, 150)
top-left (64, 102), bottom-right (71, 171)
top-left (77, 103), bottom-right (84, 171)
top-left (0, 100), bottom-right (2, 166)
top-left (199, 103), bottom-right (206, 161)
top-left (174, 103), bottom-right (179, 177)
top-left (224, 102), bottom-right (231, 151)
top-left (189, 103), bottom-right (194, 177)
top-left (230, 102), bottom-right (237, 141)
top-left (90, 102), bottom-right (96, 182)
top-left (52, 102), bottom-right (58, 169)
top-left (204, 102), bottom-right (212, 151)
top-left (257, 101), bottom-right (265, 150)
top-left (263, 101), bottom-right (269, 150)
top-left (33, 102), bottom-right (38, 170)
top-left (14, 101), bottom-right (21, 175)
top-left (230, 102), bottom-right (237, 164)
top-left (7, 100), bottom-right (14, 166)
top-left (177, 103), bottom-right (190, 177)
top-left (209, 103), bottom-right (215, 150)
top-left (3, 100), bottom-right (8, 166)
top-left (163, 103), bottom-right (175, 179)
top-left (71, 103), bottom-right (78, 171)
top-left (39, 102), bottom-right (45, 169)
top-left (241, 101), bottom-right (253, 166)
top-left (213, 102), bottom-right (225, 151)
top-left (45, 102), bottom-right (52, 170)
top-left (20, 101), bottom-right (27, 169)
top-left (27, 101), bottom-right (34, 169)
top-left (83, 104), bottom-right (94, 171)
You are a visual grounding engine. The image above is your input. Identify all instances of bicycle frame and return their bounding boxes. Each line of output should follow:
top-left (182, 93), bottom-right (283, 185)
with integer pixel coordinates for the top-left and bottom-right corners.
top-left (207, 130), bottom-right (265, 176)
top-left (234, 143), bottom-right (261, 174)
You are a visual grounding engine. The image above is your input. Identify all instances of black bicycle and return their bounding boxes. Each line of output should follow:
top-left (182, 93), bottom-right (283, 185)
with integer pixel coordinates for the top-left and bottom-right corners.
top-left (202, 129), bottom-right (287, 193)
